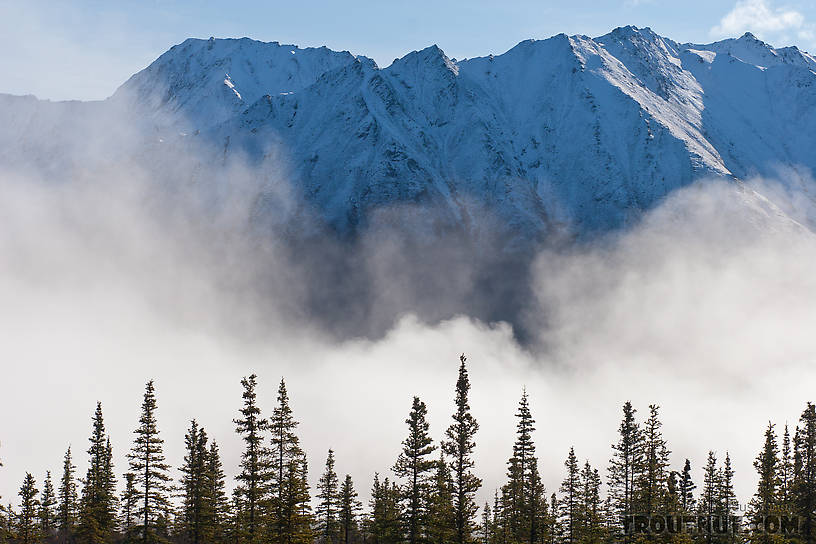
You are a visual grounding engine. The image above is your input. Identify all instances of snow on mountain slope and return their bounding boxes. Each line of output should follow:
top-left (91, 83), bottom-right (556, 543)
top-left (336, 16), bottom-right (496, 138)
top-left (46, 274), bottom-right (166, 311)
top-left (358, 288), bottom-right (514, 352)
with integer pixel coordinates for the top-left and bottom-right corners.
top-left (2, 28), bottom-right (816, 243)
top-left (111, 37), bottom-right (363, 130)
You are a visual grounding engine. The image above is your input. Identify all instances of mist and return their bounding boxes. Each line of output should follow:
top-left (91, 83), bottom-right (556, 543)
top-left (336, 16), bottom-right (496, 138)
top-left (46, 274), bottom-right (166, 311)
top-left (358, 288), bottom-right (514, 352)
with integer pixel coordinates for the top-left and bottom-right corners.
top-left (2, 134), bottom-right (816, 515)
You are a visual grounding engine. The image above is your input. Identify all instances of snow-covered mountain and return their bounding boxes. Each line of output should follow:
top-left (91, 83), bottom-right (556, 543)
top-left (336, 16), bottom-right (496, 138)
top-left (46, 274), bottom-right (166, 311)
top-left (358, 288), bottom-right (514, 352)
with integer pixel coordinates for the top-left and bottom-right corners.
top-left (3, 27), bottom-right (816, 244)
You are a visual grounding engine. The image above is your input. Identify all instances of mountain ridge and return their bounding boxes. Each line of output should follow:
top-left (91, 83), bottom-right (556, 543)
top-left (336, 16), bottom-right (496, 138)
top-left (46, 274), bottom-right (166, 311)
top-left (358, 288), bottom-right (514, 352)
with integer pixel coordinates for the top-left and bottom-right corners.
top-left (2, 26), bottom-right (816, 244)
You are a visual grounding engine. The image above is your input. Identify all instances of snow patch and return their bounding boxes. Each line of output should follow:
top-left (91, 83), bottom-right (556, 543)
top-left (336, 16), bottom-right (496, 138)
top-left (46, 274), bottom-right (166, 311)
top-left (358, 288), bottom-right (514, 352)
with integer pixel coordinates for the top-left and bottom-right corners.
top-left (687, 49), bottom-right (716, 63)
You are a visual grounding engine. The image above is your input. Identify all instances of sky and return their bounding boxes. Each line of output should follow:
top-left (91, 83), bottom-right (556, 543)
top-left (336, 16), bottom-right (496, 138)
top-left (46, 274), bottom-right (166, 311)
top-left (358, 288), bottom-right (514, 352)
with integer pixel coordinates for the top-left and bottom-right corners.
top-left (1, 0), bottom-right (816, 100)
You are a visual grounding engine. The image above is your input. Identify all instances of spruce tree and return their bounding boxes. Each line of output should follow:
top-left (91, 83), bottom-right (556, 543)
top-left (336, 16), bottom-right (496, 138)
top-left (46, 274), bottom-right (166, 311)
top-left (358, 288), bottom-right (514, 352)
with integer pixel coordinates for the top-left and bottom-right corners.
top-left (229, 488), bottom-right (244, 544)
top-left (393, 396), bottom-right (436, 544)
top-left (488, 490), bottom-right (507, 544)
top-left (234, 374), bottom-right (271, 544)
top-left (39, 471), bottom-right (56, 539)
top-left (179, 420), bottom-right (210, 544)
top-left (751, 424), bottom-right (780, 515)
top-left (441, 354), bottom-right (482, 544)
top-left (338, 475), bottom-right (362, 544)
top-left (637, 405), bottom-right (670, 516)
top-left (280, 450), bottom-right (313, 544)
top-left (3, 503), bottom-right (16, 544)
top-left (77, 402), bottom-right (118, 544)
top-left (57, 446), bottom-right (78, 543)
top-left (528, 457), bottom-right (548, 544)
top-left (204, 441), bottom-right (229, 543)
top-left (18, 473), bottom-right (40, 544)
top-left (559, 448), bottom-right (581, 544)
top-left (579, 462), bottom-right (603, 544)
top-left (608, 402), bottom-right (642, 535)
top-left (699, 451), bottom-right (721, 544)
top-left (718, 452), bottom-right (737, 539)
top-left (666, 470), bottom-right (680, 514)
top-left (258, 378), bottom-right (312, 544)
top-left (121, 473), bottom-right (139, 542)
top-left (779, 425), bottom-right (793, 509)
top-left (749, 423), bottom-right (781, 544)
top-left (269, 378), bottom-right (310, 544)
top-left (127, 380), bottom-right (172, 544)
top-left (502, 389), bottom-right (539, 544)
top-left (480, 502), bottom-right (492, 544)
top-left (427, 453), bottom-right (456, 544)
top-left (792, 403), bottom-right (816, 544)
top-left (369, 473), bottom-right (401, 544)
top-left (678, 459), bottom-right (696, 514)
top-left (317, 449), bottom-right (340, 543)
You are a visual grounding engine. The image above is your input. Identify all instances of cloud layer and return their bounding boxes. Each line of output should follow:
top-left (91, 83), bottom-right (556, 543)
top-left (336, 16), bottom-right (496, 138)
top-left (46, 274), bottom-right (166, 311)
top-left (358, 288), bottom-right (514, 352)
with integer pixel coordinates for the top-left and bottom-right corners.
top-left (2, 151), bottom-right (816, 511)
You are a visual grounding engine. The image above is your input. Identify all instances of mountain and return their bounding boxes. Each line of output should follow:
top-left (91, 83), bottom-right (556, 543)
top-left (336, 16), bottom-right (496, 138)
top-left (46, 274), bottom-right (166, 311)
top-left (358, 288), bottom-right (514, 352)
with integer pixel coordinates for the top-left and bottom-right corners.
top-left (2, 27), bottom-right (816, 244)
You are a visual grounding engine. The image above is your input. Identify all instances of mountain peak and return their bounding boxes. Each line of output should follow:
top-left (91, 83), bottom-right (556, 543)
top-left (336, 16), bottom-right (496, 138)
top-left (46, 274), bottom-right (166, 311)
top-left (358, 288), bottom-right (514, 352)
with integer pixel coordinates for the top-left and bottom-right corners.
top-left (608, 25), bottom-right (659, 40)
top-left (389, 44), bottom-right (459, 75)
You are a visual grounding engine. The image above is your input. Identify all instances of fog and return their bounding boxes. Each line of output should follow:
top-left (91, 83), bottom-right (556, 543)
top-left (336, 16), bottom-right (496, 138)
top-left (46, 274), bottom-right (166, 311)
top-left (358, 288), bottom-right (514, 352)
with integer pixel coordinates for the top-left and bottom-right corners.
top-left (1, 148), bottom-right (816, 515)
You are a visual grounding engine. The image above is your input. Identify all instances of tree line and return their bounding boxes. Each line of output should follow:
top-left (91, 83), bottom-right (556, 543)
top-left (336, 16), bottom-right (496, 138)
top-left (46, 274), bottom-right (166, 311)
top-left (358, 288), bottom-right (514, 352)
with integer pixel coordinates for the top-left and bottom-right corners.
top-left (2, 354), bottom-right (816, 544)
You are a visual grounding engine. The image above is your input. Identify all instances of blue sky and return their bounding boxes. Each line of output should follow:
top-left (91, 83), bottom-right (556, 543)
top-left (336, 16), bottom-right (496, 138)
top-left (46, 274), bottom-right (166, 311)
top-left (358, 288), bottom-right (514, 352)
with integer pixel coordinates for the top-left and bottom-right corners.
top-left (1, 0), bottom-right (815, 100)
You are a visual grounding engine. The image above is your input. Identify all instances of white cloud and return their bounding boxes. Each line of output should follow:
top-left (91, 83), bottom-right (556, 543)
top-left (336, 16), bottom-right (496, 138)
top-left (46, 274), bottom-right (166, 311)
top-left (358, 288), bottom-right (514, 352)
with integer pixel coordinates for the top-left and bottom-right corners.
top-left (711, 0), bottom-right (809, 40)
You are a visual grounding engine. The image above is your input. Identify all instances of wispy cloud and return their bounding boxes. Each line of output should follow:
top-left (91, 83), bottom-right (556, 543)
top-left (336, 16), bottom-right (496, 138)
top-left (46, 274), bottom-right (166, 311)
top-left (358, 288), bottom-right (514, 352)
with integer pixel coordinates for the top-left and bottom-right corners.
top-left (711, 0), bottom-right (814, 48)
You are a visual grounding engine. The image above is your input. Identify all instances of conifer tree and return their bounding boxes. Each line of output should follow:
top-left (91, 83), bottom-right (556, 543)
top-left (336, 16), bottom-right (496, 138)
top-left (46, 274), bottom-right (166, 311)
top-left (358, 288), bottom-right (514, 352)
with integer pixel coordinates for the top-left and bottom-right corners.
top-left (179, 420), bottom-right (210, 544)
top-left (39, 471), bottom-right (56, 538)
top-left (269, 378), bottom-right (310, 544)
top-left (579, 462), bottom-right (603, 544)
top-left (234, 374), bottom-right (271, 544)
top-left (678, 459), bottom-right (696, 514)
top-left (394, 396), bottom-right (436, 544)
top-left (487, 490), bottom-right (507, 544)
top-left (369, 474), bottom-right (401, 544)
top-left (317, 449), bottom-right (340, 543)
top-left (442, 354), bottom-right (482, 544)
top-left (77, 402), bottom-right (118, 544)
top-left (608, 402), bottom-right (642, 529)
top-left (18, 473), bottom-right (40, 544)
top-left (338, 475), bottom-right (362, 544)
top-left (3, 503), bottom-right (16, 544)
top-left (750, 423), bottom-right (781, 544)
top-left (528, 457), bottom-right (548, 544)
top-left (793, 403), bottom-right (816, 544)
top-left (559, 448), bottom-right (581, 544)
top-left (699, 452), bottom-right (720, 544)
top-left (637, 405), bottom-right (670, 516)
top-left (121, 473), bottom-right (139, 541)
top-left (503, 389), bottom-right (539, 544)
top-left (480, 502), bottom-right (492, 544)
top-left (779, 425), bottom-right (793, 509)
top-left (751, 424), bottom-right (780, 515)
top-left (229, 488), bottom-right (244, 544)
top-left (204, 441), bottom-right (229, 543)
top-left (427, 453), bottom-right (456, 544)
top-left (549, 493), bottom-right (558, 544)
top-left (280, 450), bottom-right (313, 544)
top-left (718, 452), bottom-right (737, 542)
top-left (127, 380), bottom-right (172, 544)
top-left (57, 446), bottom-right (78, 543)
top-left (666, 470), bottom-right (680, 514)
